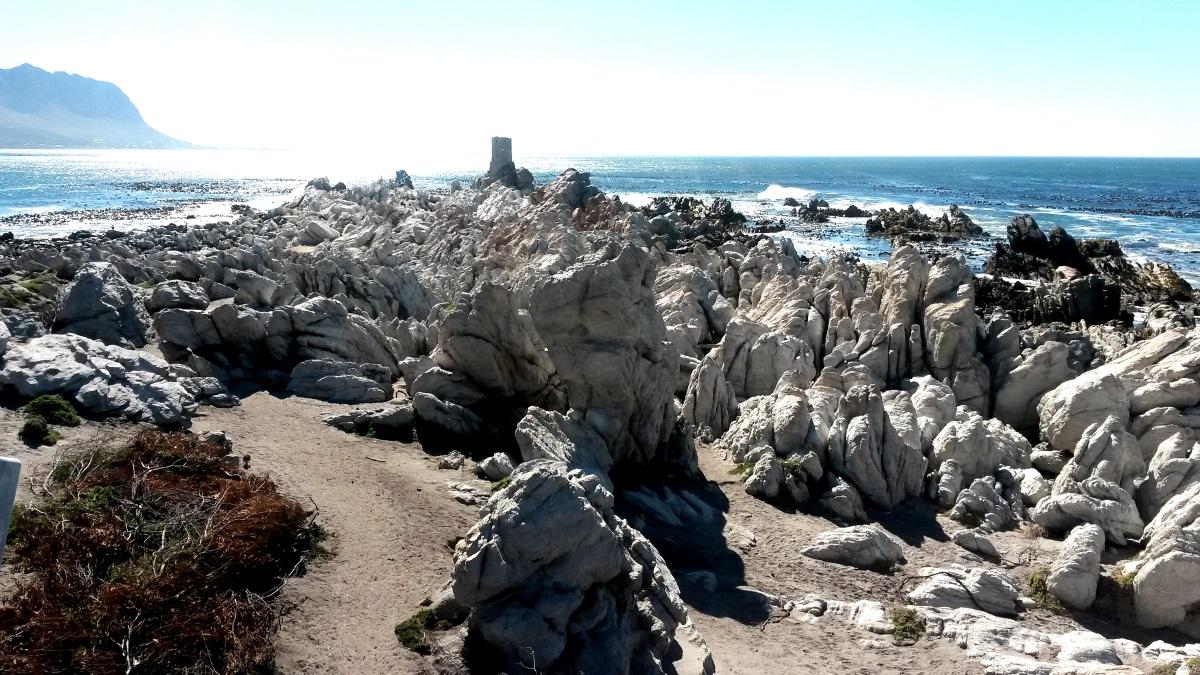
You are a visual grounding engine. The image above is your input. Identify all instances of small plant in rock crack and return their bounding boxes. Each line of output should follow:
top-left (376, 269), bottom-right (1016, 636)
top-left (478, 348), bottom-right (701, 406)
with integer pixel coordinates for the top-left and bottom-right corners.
top-left (1027, 568), bottom-right (1062, 612)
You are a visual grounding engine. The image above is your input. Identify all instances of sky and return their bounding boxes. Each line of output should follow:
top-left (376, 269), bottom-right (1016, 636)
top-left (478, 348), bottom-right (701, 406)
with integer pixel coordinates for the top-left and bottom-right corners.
top-left (2, 0), bottom-right (1198, 160)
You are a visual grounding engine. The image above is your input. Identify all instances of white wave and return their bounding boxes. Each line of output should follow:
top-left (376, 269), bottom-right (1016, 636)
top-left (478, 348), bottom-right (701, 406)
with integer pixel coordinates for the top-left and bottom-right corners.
top-left (613, 191), bottom-right (656, 208)
top-left (1158, 242), bottom-right (1200, 254)
top-left (757, 184), bottom-right (817, 202)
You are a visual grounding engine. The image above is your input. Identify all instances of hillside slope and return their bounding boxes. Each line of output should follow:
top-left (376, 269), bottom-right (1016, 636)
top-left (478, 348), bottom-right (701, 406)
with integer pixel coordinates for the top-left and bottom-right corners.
top-left (0, 63), bottom-right (185, 148)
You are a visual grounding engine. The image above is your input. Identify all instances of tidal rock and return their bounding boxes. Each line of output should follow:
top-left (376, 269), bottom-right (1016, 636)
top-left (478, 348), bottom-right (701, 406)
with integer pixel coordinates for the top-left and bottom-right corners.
top-left (931, 408), bottom-right (1032, 486)
top-left (818, 475), bottom-right (870, 524)
top-left (992, 341), bottom-right (1072, 433)
top-left (922, 255), bottom-right (989, 411)
top-left (1046, 523), bottom-right (1105, 610)
top-left (53, 261), bottom-right (152, 348)
top-left (1136, 430), bottom-right (1200, 521)
top-left (1055, 415), bottom-right (1145, 495)
top-left (801, 525), bottom-right (906, 570)
top-left (450, 460), bottom-right (712, 674)
top-left (681, 353), bottom-right (738, 440)
top-left (528, 245), bottom-right (680, 469)
top-left (514, 407), bottom-right (614, 478)
top-left (718, 370), bottom-right (819, 464)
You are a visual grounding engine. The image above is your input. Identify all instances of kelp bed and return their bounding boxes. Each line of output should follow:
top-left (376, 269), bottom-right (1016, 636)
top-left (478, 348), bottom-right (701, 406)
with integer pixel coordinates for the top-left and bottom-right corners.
top-left (0, 430), bottom-right (323, 674)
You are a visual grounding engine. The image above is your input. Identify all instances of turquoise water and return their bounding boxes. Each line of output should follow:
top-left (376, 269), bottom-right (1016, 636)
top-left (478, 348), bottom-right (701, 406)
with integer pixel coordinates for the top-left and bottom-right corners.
top-left (2, 149), bottom-right (1198, 281)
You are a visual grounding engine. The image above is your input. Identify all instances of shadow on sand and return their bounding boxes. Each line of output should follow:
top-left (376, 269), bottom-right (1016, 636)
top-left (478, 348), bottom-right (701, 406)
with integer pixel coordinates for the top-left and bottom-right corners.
top-left (616, 477), bottom-right (772, 625)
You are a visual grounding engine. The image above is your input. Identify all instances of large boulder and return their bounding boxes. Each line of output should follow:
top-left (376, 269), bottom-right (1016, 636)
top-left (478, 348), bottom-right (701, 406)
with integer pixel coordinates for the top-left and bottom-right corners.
top-left (146, 279), bottom-right (210, 312)
top-left (1055, 415), bottom-right (1145, 496)
top-left (992, 341), bottom-right (1072, 433)
top-left (922, 256), bottom-right (989, 412)
top-left (1046, 523), bottom-right (1105, 610)
top-left (450, 460), bottom-right (713, 674)
top-left (826, 384), bottom-right (926, 510)
top-left (1030, 477), bottom-right (1144, 545)
top-left (528, 245), bottom-right (681, 469)
top-left (906, 567), bottom-right (1021, 617)
top-left (681, 353), bottom-right (738, 440)
top-left (1132, 481), bottom-right (1200, 629)
top-left (53, 261), bottom-right (152, 348)
top-left (0, 333), bottom-right (215, 426)
top-left (801, 525), bottom-right (906, 570)
top-left (287, 359), bottom-right (391, 403)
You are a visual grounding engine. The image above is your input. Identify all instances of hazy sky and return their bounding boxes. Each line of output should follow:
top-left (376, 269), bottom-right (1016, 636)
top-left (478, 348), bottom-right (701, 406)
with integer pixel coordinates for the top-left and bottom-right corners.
top-left (2, 0), bottom-right (1198, 159)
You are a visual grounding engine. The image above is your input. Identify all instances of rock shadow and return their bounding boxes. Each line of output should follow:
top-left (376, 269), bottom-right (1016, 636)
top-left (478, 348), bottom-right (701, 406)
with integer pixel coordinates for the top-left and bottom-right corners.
top-left (615, 477), bottom-right (771, 625)
top-left (872, 499), bottom-right (951, 547)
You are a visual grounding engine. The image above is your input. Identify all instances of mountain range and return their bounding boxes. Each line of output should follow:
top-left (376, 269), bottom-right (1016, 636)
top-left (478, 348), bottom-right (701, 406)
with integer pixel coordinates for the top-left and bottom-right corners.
top-left (0, 63), bottom-right (185, 148)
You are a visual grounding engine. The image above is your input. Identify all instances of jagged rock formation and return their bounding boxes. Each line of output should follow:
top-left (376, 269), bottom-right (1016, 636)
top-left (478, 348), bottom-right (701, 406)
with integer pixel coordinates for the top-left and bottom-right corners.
top-left (7, 143), bottom-right (1200, 658)
top-left (865, 205), bottom-right (983, 241)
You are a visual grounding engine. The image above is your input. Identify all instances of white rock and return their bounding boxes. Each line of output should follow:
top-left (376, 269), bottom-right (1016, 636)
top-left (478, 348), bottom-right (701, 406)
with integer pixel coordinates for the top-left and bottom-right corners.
top-left (1047, 523), bottom-right (1105, 610)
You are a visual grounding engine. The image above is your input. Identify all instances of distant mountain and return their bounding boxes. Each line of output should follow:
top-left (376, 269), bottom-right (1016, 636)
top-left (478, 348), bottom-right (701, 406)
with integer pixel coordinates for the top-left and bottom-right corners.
top-left (0, 63), bottom-right (186, 148)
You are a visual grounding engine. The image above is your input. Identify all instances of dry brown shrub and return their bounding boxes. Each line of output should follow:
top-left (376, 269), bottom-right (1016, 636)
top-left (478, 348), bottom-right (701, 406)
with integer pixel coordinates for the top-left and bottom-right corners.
top-left (0, 429), bottom-right (320, 674)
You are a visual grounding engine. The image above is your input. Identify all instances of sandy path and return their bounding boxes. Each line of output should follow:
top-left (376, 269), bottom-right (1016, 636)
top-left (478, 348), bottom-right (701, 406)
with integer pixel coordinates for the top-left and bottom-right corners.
top-left (190, 392), bottom-right (477, 674)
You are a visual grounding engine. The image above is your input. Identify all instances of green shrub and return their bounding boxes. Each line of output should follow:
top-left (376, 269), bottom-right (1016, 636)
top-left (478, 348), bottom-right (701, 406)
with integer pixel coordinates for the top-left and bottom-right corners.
top-left (889, 606), bottom-right (924, 645)
top-left (1027, 568), bottom-right (1062, 612)
top-left (395, 608), bottom-right (451, 655)
top-left (24, 394), bottom-right (81, 427)
top-left (490, 476), bottom-right (512, 493)
top-left (18, 417), bottom-right (60, 447)
top-left (729, 462), bottom-right (754, 477)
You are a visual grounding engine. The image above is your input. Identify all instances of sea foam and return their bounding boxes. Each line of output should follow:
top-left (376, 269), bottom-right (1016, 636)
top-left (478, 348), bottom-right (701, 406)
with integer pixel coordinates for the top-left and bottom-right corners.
top-left (757, 184), bottom-right (816, 202)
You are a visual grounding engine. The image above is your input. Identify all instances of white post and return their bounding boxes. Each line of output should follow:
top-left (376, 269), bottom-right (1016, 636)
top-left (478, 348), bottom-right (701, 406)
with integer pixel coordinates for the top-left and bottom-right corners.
top-left (0, 457), bottom-right (20, 568)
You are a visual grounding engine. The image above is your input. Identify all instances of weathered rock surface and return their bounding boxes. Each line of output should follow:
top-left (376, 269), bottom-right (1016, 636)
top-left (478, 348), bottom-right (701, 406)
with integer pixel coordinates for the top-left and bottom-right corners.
top-left (1132, 481), bottom-right (1200, 630)
top-left (906, 567), bottom-right (1021, 617)
top-left (0, 333), bottom-right (230, 425)
top-left (288, 358), bottom-right (391, 403)
top-left (1047, 523), bottom-right (1105, 610)
top-left (450, 460), bottom-right (712, 674)
top-left (801, 525), bottom-right (906, 570)
top-left (53, 261), bottom-right (152, 347)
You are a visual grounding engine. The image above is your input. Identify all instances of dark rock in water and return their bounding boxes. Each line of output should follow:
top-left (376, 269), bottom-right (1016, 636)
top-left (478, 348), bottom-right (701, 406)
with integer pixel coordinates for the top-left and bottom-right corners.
top-left (865, 204), bottom-right (982, 240)
top-left (843, 204), bottom-right (867, 218)
top-left (977, 274), bottom-right (1125, 325)
top-left (306, 176), bottom-right (332, 191)
top-left (783, 197), bottom-right (801, 207)
top-left (987, 214), bottom-right (1193, 304)
top-left (333, 181), bottom-right (346, 191)
top-left (394, 170), bottom-right (414, 190)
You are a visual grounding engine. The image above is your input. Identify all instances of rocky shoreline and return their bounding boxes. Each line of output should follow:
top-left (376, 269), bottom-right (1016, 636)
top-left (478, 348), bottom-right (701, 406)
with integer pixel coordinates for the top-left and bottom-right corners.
top-left (1, 139), bottom-right (1199, 674)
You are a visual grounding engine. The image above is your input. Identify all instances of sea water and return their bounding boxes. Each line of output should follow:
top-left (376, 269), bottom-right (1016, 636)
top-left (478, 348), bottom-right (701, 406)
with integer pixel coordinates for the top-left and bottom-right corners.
top-left (2, 150), bottom-right (1198, 282)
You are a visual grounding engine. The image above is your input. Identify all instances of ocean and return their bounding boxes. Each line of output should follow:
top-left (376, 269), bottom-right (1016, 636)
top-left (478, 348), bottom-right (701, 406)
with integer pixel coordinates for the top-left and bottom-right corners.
top-left (2, 150), bottom-right (1199, 283)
